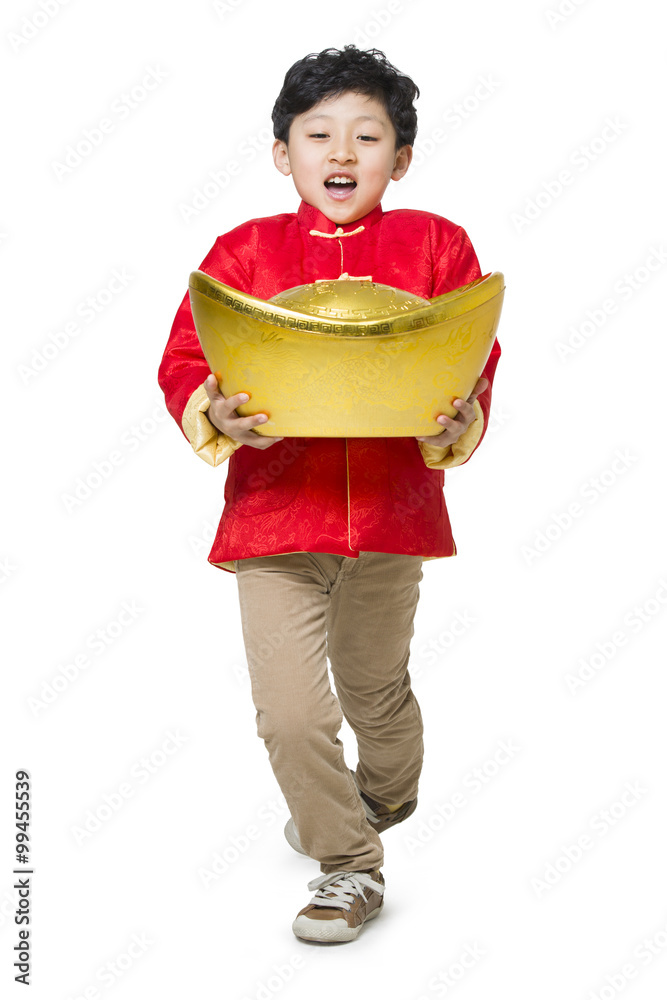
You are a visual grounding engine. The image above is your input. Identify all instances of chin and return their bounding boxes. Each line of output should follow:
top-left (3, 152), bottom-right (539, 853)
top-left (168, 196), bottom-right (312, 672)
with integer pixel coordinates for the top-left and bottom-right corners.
top-left (326, 200), bottom-right (365, 221)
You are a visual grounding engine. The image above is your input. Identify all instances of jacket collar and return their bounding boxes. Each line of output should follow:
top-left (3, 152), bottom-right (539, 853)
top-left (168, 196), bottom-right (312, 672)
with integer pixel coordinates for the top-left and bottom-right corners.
top-left (296, 199), bottom-right (383, 235)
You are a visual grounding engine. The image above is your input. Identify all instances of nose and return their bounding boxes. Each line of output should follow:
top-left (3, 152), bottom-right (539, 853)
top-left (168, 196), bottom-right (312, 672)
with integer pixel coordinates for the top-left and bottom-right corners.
top-left (328, 135), bottom-right (356, 164)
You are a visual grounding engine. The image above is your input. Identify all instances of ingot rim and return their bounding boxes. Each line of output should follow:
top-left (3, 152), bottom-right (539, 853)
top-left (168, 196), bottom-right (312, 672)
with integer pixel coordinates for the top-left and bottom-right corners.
top-left (188, 271), bottom-right (505, 339)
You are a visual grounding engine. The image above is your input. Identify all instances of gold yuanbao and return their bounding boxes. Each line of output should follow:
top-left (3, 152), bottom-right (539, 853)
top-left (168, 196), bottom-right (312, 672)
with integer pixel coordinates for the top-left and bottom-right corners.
top-left (188, 271), bottom-right (505, 437)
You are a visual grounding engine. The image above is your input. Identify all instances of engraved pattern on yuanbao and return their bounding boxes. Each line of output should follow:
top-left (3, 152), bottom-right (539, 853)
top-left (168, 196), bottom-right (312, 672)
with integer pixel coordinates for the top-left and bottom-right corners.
top-left (219, 338), bottom-right (408, 408)
top-left (218, 330), bottom-right (311, 385)
top-left (272, 279), bottom-right (428, 322)
top-left (289, 356), bottom-right (407, 408)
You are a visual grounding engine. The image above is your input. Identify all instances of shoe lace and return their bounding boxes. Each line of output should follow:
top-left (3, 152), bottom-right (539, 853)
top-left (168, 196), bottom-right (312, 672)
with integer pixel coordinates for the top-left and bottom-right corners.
top-left (305, 871), bottom-right (384, 912)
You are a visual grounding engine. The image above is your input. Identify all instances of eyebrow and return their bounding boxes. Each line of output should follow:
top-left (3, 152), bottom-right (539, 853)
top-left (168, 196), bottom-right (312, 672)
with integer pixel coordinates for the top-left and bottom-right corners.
top-left (301, 113), bottom-right (387, 128)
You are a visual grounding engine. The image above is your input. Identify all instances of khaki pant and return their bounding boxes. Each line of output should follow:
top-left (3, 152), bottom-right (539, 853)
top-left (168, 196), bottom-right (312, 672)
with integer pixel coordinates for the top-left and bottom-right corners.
top-left (234, 550), bottom-right (424, 874)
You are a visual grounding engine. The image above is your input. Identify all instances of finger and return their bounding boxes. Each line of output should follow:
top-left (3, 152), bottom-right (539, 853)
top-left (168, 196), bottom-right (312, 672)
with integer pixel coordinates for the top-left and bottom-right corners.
top-left (244, 430), bottom-right (284, 449)
top-left (451, 399), bottom-right (475, 422)
top-left (237, 409), bottom-right (271, 432)
top-left (420, 414), bottom-right (455, 438)
top-left (223, 390), bottom-right (254, 414)
top-left (415, 428), bottom-right (453, 446)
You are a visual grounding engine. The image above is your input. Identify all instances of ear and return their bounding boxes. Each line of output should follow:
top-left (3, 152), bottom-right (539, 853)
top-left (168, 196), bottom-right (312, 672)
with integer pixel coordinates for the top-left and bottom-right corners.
top-left (272, 138), bottom-right (291, 177)
top-left (391, 145), bottom-right (413, 181)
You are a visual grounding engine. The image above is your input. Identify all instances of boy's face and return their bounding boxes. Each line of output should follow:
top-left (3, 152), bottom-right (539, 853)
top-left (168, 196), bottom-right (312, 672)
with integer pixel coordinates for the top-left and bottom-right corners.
top-left (272, 90), bottom-right (412, 225)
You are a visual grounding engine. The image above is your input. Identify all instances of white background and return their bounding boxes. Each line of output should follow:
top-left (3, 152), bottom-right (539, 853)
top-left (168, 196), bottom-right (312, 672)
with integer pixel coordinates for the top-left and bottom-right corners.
top-left (3, 0), bottom-right (666, 996)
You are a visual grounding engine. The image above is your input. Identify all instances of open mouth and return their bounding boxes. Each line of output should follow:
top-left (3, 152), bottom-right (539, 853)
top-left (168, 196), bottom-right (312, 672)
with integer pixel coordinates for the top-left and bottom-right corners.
top-left (324, 175), bottom-right (357, 198)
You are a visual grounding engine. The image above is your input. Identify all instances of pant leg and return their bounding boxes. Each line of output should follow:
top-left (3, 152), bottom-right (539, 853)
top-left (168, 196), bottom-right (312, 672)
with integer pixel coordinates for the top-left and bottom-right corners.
top-left (325, 550), bottom-right (424, 808)
top-left (234, 552), bottom-right (384, 874)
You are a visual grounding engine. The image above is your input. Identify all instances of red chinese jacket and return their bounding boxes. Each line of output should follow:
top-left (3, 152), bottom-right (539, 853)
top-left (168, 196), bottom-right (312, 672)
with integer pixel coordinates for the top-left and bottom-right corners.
top-left (158, 199), bottom-right (501, 574)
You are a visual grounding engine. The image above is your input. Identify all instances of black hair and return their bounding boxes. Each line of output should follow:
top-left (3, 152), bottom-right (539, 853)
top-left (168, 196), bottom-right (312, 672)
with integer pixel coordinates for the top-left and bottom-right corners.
top-left (272, 45), bottom-right (419, 150)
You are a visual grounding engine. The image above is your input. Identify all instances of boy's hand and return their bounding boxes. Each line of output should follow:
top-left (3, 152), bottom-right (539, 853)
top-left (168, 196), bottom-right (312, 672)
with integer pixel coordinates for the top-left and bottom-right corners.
top-left (204, 373), bottom-right (284, 450)
top-left (415, 378), bottom-right (488, 449)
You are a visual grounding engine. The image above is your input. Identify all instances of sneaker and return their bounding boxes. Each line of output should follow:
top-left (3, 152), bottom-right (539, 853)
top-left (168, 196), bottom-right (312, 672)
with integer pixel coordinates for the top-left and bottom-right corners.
top-left (292, 869), bottom-right (385, 943)
top-left (284, 769), bottom-right (417, 854)
top-left (352, 769), bottom-right (418, 834)
top-left (284, 816), bottom-right (309, 856)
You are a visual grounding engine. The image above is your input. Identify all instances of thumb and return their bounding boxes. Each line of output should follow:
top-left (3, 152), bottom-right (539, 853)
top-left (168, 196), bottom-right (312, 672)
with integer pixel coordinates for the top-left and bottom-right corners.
top-left (204, 372), bottom-right (223, 402)
top-left (468, 377), bottom-right (489, 403)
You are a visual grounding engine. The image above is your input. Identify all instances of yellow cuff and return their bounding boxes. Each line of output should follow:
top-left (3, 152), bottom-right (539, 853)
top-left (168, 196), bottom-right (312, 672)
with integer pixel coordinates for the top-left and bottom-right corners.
top-left (182, 383), bottom-right (243, 467)
top-left (418, 400), bottom-right (484, 470)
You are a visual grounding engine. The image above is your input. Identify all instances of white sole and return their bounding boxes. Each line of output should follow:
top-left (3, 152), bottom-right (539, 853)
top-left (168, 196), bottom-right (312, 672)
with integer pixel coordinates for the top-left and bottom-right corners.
top-left (292, 901), bottom-right (383, 943)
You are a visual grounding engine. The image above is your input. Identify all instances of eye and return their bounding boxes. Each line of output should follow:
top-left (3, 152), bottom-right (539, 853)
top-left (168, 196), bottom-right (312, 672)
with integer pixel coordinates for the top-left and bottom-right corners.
top-left (358, 135), bottom-right (379, 142)
top-left (309, 133), bottom-right (329, 139)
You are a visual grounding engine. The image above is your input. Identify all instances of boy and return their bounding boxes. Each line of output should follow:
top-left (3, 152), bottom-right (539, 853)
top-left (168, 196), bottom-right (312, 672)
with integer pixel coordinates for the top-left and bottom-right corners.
top-left (158, 45), bottom-right (500, 943)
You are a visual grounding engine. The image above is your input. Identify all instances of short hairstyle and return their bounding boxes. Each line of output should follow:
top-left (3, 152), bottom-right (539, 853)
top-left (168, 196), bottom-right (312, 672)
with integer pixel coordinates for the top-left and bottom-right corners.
top-left (272, 44), bottom-right (419, 150)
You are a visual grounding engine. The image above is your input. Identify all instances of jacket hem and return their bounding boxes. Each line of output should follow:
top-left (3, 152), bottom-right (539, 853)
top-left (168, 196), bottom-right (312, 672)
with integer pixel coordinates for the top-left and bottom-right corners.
top-left (208, 547), bottom-right (456, 573)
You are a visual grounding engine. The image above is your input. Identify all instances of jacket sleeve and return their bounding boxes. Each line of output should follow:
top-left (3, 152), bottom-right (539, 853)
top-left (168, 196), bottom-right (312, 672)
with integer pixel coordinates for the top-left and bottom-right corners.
top-left (417, 222), bottom-right (501, 471)
top-left (157, 233), bottom-right (255, 467)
